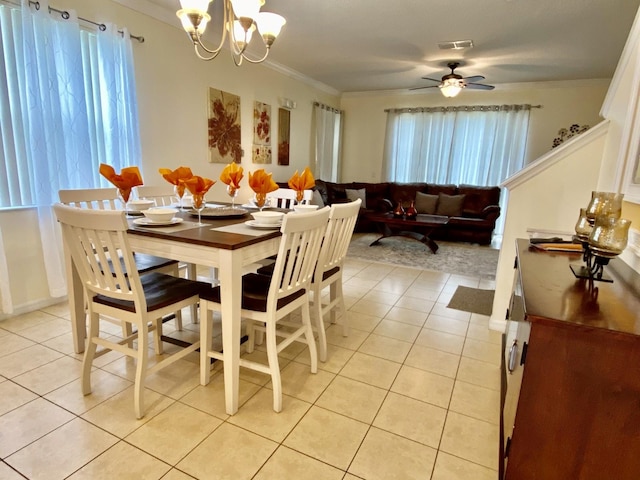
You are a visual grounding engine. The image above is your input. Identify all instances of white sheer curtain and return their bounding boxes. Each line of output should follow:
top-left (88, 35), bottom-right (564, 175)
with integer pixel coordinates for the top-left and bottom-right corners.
top-left (382, 104), bottom-right (531, 233)
top-left (0, 0), bottom-right (141, 314)
top-left (314, 102), bottom-right (342, 182)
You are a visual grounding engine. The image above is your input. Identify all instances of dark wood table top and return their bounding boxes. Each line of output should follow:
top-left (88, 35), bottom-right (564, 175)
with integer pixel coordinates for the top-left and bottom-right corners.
top-left (127, 208), bottom-right (282, 250)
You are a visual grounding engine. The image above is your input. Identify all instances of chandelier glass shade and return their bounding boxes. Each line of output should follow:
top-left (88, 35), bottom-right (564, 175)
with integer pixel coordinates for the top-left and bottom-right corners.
top-left (176, 0), bottom-right (286, 65)
top-left (439, 78), bottom-right (465, 98)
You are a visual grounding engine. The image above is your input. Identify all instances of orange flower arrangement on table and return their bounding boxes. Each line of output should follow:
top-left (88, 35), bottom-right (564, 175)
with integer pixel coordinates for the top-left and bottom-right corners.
top-left (288, 167), bottom-right (315, 203)
top-left (158, 166), bottom-right (193, 210)
top-left (180, 175), bottom-right (216, 226)
top-left (219, 162), bottom-right (244, 209)
top-left (248, 169), bottom-right (279, 211)
top-left (99, 164), bottom-right (143, 213)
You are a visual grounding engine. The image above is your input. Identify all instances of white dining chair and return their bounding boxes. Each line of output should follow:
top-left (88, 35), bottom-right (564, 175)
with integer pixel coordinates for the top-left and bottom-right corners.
top-left (53, 203), bottom-right (210, 418)
top-left (136, 185), bottom-right (177, 206)
top-left (199, 206), bottom-right (331, 412)
top-left (256, 199), bottom-right (361, 361)
top-left (59, 188), bottom-right (185, 330)
top-left (266, 188), bottom-right (313, 209)
top-left (309, 198), bottom-right (361, 361)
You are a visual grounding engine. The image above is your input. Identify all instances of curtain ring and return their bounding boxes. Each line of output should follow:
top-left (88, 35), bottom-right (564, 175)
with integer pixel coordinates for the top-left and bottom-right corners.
top-left (61, 10), bottom-right (70, 20)
top-left (99, 23), bottom-right (106, 31)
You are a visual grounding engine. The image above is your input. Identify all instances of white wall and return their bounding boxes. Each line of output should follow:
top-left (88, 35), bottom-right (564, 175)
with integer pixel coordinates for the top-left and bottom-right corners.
top-left (0, 0), bottom-right (339, 318)
top-left (339, 81), bottom-right (609, 183)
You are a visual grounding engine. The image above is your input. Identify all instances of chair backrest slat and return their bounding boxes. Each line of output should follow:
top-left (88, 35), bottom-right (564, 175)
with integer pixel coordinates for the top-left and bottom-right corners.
top-left (268, 207), bottom-right (331, 308)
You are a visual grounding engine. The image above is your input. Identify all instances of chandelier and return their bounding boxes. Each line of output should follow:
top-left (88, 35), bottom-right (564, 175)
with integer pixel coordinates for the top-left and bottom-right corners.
top-left (176, 0), bottom-right (286, 65)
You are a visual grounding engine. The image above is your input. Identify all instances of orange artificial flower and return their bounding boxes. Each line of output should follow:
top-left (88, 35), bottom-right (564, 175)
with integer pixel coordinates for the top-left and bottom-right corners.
top-left (248, 169), bottom-right (279, 195)
top-left (99, 164), bottom-right (143, 202)
top-left (159, 166), bottom-right (193, 197)
top-left (219, 162), bottom-right (244, 193)
top-left (288, 167), bottom-right (315, 202)
top-left (180, 175), bottom-right (216, 196)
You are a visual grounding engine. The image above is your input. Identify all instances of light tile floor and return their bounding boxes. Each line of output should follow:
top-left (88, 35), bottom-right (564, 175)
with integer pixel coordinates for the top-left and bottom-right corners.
top-left (0, 255), bottom-right (502, 480)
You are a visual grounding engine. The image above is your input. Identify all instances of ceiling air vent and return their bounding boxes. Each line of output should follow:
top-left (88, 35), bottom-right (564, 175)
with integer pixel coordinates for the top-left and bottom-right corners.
top-left (438, 40), bottom-right (474, 50)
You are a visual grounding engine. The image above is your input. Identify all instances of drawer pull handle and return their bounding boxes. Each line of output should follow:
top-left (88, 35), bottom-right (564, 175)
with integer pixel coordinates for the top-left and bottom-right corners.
top-left (508, 340), bottom-right (518, 374)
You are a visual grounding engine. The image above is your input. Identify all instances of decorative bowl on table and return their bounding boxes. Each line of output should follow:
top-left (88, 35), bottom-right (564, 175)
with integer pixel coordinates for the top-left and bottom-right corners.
top-left (128, 199), bottom-right (155, 212)
top-left (293, 204), bottom-right (319, 214)
top-left (142, 207), bottom-right (179, 223)
top-left (251, 211), bottom-right (284, 225)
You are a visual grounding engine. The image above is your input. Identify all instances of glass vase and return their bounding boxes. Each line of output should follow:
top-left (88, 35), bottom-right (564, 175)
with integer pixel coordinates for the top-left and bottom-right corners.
top-left (405, 200), bottom-right (418, 219)
top-left (393, 202), bottom-right (405, 218)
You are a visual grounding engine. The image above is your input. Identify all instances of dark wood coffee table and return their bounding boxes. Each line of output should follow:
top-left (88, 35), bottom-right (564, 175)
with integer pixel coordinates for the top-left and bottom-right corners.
top-left (366, 213), bottom-right (449, 253)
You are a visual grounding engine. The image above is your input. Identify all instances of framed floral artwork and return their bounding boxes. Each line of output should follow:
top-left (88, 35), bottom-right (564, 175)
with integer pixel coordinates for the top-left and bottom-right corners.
top-left (278, 108), bottom-right (290, 165)
top-left (208, 87), bottom-right (242, 164)
top-left (253, 145), bottom-right (272, 164)
top-left (253, 101), bottom-right (271, 145)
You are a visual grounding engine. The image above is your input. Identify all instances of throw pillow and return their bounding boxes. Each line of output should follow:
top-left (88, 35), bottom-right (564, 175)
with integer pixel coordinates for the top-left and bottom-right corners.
top-left (415, 192), bottom-right (438, 214)
top-left (311, 189), bottom-right (325, 207)
top-left (436, 193), bottom-right (466, 216)
top-left (345, 188), bottom-right (367, 208)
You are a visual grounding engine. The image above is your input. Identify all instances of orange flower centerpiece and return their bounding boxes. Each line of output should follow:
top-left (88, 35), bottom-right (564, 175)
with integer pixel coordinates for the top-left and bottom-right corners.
top-left (99, 164), bottom-right (144, 212)
top-left (248, 169), bottom-right (279, 211)
top-left (288, 167), bottom-right (315, 203)
top-left (180, 175), bottom-right (216, 226)
top-left (158, 166), bottom-right (193, 210)
top-left (219, 162), bottom-right (244, 209)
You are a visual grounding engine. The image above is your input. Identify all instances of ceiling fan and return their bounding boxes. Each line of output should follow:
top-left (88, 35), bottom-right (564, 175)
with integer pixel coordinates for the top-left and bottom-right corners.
top-left (411, 62), bottom-right (495, 97)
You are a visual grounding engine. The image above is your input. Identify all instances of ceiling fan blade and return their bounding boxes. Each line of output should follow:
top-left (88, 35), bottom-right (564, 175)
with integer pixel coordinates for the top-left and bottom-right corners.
top-left (466, 83), bottom-right (495, 90)
top-left (409, 85), bottom-right (440, 90)
top-left (420, 77), bottom-right (443, 83)
top-left (462, 75), bottom-right (485, 83)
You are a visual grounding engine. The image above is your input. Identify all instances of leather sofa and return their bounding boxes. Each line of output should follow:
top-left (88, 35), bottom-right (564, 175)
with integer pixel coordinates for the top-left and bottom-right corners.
top-left (313, 179), bottom-right (501, 245)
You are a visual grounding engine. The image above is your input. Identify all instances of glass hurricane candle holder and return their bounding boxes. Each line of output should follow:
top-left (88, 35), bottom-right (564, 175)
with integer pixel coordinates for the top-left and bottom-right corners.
top-left (588, 215), bottom-right (631, 257)
top-left (585, 191), bottom-right (623, 225)
top-left (574, 208), bottom-right (592, 242)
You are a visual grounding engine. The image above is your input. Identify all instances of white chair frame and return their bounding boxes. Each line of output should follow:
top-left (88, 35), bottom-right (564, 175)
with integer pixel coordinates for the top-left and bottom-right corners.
top-left (199, 206), bottom-right (331, 412)
top-left (53, 204), bottom-right (203, 418)
top-left (266, 188), bottom-right (313, 209)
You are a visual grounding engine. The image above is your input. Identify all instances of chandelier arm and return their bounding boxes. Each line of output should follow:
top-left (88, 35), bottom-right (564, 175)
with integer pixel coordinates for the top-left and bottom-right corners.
top-left (239, 48), bottom-right (270, 64)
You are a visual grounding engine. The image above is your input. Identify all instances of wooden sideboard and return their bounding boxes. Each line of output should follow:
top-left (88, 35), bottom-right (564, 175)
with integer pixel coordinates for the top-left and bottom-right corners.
top-left (500, 239), bottom-right (640, 480)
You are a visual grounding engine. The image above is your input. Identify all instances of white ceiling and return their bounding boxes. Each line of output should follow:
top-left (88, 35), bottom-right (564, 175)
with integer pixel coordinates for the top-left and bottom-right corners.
top-left (123, 0), bottom-right (640, 94)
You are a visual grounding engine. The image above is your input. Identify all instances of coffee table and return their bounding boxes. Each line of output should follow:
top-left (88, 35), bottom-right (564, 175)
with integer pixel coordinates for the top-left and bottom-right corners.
top-left (366, 213), bottom-right (450, 253)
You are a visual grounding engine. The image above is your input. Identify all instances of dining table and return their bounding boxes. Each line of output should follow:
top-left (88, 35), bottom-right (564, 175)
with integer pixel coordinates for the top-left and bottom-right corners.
top-left (65, 205), bottom-right (282, 415)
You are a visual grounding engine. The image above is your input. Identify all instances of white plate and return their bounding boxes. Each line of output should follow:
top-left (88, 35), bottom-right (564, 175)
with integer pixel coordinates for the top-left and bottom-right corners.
top-left (245, 220), bottom-right (282, 230)
top-left (241, 204), bottom-right (275, 210)
top-left (133, 217), bottom-right (184, 227)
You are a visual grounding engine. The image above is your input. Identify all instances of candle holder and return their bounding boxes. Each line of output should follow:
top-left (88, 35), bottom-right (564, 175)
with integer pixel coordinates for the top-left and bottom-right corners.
top-left (570, 193), bottom-right (631, 283)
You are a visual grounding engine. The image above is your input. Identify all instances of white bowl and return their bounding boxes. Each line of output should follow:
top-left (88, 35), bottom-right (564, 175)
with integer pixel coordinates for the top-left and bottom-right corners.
top-left (293, 204), bottom-right (319, 214)
top-left (128, 199), bottom-right (155, 211)
top-left (251, 211), bottom-right (284, 225)
top-left (142, 207), bottom-right (178, 223)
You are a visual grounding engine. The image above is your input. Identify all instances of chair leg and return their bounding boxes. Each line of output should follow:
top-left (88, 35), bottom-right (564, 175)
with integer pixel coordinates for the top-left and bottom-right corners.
top-left (246, 320), bottom-right (256, 353)
top-left (313, 290), bottom-right (328, 363)
top-left (265, 320), bottom-right (282, 413)
top-left (82, 311), bottom-right (100, 396)
top-left (335, 280), bottom-right (349, 337)
top-left (200, 306), bottom-right (214, 386)
top-left (154, 317), bottom-right (164, 355)
top-left (134, 321), bottom-right (149, 420)
top-left (301, 303), bottom-right (318, 374)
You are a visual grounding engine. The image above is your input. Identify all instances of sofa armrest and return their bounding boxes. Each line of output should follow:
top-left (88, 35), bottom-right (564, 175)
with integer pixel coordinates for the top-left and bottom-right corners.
top-left (480, 205), bottom-right (501, 222)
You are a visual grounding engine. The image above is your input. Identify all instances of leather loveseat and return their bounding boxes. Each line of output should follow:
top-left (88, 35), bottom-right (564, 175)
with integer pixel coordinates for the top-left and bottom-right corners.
top-left (313, 180), bottom-right (501, 245)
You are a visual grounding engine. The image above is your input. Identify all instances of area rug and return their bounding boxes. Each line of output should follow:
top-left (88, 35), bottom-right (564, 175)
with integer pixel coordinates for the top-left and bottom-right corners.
top-left (447, 286), bottom-right (495, 315)
top-left (347, 233), bottom-right (499, 279)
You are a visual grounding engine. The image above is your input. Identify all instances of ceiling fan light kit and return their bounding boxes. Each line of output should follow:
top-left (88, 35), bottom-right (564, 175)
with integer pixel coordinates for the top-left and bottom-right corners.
top-left (412, 61), bottom-right (495, 97)
top-left (176, 0), bottom-right (286, 66)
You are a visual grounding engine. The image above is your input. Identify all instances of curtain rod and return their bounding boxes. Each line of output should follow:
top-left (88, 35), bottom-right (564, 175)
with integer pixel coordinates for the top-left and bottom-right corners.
top-left (0, 0), bottom-right (145, 42)
top-left (314, 101), bottom-right (342, 114)
top-left (385, 104), bottom-right (542, 114)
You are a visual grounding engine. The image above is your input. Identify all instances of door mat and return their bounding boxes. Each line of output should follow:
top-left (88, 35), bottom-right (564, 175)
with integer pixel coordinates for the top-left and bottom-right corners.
top-left (447, 286), bottom-right (495, 316)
